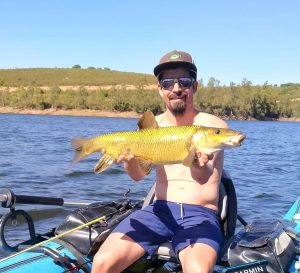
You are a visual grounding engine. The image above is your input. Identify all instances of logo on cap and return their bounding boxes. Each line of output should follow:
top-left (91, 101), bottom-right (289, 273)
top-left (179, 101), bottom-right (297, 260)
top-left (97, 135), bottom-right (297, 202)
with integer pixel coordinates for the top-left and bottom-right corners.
top-left (169, 53), bottom-right (181, 60)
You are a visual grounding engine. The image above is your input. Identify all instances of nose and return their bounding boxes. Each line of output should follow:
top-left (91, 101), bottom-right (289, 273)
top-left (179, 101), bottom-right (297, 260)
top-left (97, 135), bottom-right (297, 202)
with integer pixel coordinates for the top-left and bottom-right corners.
top-left (171, 82), bottom-right (181, 92)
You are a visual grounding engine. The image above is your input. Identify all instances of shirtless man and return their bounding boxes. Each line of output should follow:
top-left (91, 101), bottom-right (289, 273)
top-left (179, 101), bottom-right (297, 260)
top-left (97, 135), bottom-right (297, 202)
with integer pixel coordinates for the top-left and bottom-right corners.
top-left (91, 50), bottom-right (227, 273)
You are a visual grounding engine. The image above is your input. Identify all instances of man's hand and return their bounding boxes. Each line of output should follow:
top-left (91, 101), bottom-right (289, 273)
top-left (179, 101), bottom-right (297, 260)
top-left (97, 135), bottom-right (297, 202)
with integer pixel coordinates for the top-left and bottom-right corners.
top-left (101, 149), bottom-right (135, 164)
top-left (194, 151), bottom-right (214, 167)
top-left (115, 154), bottom-right (135, 164)
top-left (101, 149), bottom-right (144, 181)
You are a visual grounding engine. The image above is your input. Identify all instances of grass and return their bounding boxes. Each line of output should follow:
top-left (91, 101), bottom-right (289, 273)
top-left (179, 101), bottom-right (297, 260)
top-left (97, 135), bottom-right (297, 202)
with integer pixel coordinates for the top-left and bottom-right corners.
top-left (0, 68), bottom-right (156, 87)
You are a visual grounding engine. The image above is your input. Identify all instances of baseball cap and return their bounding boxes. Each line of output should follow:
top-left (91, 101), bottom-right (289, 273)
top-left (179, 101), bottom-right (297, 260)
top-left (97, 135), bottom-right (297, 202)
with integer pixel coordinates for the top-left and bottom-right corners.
top-left (153, 50), bottom-right (197, 79)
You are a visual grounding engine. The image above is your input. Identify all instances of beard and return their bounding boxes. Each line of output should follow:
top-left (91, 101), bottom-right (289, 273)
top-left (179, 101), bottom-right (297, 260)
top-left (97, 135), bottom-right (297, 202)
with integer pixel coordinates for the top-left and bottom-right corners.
top-left (169, 98), bottom-right (187, 116)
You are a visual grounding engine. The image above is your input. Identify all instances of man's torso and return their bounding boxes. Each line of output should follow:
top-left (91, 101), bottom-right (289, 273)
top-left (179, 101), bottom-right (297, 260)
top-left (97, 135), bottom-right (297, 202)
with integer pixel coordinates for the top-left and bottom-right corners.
top-left (154, 112), bottom-right (226, 211)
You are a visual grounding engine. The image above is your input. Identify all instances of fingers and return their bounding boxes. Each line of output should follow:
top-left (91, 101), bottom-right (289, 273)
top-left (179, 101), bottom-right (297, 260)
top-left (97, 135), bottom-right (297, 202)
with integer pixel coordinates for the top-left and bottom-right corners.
top-left (101, 149), bottom-right (134, 164)
top-left (194, 151), bottom-right (214, 167)
top-left (115, 154), bottom-right (135, 164)
top-left (115, 155), bottom-right (125, 164)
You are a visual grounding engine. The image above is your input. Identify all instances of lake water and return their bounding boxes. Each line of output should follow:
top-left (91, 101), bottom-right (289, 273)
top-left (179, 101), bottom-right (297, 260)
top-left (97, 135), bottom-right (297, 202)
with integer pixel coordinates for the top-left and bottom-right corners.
top-left (0, 113), bottom-right (299, 255)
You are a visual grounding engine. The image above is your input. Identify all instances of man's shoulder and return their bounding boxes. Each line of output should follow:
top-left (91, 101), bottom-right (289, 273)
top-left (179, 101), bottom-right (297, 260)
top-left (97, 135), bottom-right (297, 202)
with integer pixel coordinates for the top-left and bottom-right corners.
top-left (194, 112), bottom-right (228, 128)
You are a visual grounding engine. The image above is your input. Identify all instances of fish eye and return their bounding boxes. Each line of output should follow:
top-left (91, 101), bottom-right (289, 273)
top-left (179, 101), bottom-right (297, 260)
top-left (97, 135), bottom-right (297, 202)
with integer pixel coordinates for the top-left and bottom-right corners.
top-left (215, 129), bottom-right (220, 134)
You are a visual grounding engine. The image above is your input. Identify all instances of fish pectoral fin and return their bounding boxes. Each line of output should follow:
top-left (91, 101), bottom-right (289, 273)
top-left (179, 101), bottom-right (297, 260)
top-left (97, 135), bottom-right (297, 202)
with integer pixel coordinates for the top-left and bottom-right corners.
top-left (182, 149), bottom-right (196, 167)
top-left (138, 159), bottom-right (152, 175)
top-left (137, 111), bottom-right (159, 130)
top-left (94, 154), bottom-right (116, 174)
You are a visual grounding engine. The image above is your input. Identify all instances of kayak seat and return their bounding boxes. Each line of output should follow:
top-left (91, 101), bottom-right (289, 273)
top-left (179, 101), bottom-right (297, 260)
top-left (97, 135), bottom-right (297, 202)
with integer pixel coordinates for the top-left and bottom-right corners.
top-left (142, 170), bottom-right (237, 262)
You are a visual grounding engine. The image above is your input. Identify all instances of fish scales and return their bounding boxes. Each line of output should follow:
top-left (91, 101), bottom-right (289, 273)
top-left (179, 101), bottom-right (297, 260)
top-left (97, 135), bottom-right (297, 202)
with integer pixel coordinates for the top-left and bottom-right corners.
top-left (84, 126), bottom-right (196, 163)
top-left (71, 111), bottom-right (245, 174)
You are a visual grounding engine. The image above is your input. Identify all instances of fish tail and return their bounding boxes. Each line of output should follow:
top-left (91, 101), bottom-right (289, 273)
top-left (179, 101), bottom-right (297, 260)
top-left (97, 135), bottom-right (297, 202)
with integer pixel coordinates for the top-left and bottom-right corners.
top-left (71, 138), bottom-right (87, 165)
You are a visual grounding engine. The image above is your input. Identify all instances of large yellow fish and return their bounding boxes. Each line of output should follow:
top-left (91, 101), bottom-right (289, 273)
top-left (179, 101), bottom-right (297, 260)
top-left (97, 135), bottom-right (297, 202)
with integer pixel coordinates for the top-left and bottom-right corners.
top-left (72, 111), bottom-right (245, 174)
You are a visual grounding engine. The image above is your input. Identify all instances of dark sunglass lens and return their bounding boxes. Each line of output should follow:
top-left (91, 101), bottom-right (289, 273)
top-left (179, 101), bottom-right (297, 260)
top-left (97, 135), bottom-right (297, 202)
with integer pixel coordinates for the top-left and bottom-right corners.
top-left (161, 79), bottom-right (174, 89)
top-left (178, 78), bottom-right (193, 87)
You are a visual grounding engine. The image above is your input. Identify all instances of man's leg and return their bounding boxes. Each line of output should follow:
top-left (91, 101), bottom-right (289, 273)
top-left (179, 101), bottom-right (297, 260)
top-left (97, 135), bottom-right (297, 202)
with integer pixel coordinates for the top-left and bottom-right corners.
top-left (91, 201), bottom-right (174, 273)
top-left (178, 243), bottom-right (218, 273)
top-left (91, 232), bottom-right (146, 273)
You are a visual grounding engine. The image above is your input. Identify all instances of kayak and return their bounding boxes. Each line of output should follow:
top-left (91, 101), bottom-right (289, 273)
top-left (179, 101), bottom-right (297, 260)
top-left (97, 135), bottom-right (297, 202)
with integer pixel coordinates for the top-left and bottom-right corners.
top-left (0, 172), bottom-right (300, 273)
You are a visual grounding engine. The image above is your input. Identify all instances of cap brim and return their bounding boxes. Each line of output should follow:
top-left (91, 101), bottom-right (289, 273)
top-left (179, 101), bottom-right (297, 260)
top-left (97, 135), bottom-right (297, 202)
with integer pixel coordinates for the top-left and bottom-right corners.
top-left (153, 61), bottom-right (197, 78)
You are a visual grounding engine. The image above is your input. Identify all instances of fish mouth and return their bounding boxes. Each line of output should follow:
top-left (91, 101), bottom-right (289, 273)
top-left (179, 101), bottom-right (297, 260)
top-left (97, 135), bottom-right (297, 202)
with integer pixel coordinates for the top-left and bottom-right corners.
top-left (226, 133), bottom-right (246, 146)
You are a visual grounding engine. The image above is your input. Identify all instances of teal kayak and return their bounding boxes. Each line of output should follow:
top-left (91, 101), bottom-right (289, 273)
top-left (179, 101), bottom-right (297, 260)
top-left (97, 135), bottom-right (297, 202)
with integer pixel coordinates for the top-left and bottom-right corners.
top-left (0, 174), bottom-right (300, 273)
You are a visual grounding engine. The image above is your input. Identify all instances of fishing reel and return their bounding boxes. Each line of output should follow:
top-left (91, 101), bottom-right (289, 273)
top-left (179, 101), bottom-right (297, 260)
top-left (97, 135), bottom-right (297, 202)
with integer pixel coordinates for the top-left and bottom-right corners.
top-left (0, 188), bottom-right (36, 252)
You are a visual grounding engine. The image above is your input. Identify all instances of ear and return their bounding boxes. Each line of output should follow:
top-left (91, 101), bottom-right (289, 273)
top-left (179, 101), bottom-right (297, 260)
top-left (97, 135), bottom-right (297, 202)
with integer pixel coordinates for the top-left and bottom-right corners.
top-left (193, 80), bottom-right (198, 93)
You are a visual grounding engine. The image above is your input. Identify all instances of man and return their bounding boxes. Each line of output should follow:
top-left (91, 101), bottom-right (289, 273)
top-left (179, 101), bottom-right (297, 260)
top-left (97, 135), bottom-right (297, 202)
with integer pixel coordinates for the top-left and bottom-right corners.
top-left (91, 50), bottom-right (227, 273)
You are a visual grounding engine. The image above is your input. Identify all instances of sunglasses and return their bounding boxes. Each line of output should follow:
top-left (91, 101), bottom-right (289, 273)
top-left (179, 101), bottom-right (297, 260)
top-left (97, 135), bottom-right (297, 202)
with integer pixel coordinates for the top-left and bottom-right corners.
top-left (160, 77), bottom-right (195, 90)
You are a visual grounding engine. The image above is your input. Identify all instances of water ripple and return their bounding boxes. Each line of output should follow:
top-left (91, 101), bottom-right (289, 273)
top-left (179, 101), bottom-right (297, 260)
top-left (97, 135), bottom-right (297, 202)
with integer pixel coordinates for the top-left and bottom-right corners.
top-left (0, 115), bottom-right (299, 240)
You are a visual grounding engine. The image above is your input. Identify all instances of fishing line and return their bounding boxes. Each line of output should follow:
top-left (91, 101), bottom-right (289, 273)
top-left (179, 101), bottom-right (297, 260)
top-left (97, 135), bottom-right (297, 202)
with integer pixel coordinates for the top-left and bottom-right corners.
top-left (0, 214), bottom-right (108, 264)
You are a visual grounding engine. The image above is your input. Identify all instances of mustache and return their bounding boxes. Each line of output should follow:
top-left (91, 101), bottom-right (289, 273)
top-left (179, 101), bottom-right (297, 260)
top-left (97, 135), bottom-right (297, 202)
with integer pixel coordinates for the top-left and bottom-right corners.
top-left (168, 93), bottom-right (187, 100)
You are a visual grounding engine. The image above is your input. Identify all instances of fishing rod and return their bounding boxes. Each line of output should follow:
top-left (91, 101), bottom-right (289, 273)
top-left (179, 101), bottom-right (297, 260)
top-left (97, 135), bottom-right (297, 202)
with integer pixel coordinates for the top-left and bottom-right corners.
top-left (0, 214), bottom-right (107, 263)
top-left (0, 188), bottom-right (133, 264)
top-left (0, 188), bottom-right (90, 208)
top-left (0, 199), bottom-right (133, 264)
top-left (0, 188), bottom-right (92, 253)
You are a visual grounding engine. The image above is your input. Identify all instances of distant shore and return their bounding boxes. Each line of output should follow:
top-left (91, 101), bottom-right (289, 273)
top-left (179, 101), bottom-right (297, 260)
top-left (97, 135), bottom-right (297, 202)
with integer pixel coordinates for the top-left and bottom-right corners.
top-left (0, 107), bottom-right (142, 118)
top-left (0, 107), bottom-right (299, 121)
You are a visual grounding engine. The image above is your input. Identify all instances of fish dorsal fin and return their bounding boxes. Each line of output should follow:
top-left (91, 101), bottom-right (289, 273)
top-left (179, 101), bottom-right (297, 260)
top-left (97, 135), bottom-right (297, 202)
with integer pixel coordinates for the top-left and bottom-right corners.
top-left (182, 149), bottom-right (196, 167)
top-left (138, 159), bottom-right (152, 175)
top-left (137, 111), bottom-right (159, 130)
top-left (94, 154), bottom-right (116, 174)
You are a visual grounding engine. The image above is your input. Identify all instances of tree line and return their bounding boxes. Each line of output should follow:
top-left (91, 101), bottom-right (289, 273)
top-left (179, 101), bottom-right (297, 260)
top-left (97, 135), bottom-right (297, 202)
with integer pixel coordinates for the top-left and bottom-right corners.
top-left (0, 83), bottom-right (299, 120)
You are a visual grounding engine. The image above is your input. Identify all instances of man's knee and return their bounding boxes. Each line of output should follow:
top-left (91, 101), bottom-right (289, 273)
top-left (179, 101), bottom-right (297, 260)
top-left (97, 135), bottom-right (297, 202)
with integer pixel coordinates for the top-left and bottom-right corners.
top-left (183, 260), bottom-right (214, 273)
top-left (92, 251), bottom-right (116, 273)
top-left (179, 245), bottom-right (217, 273)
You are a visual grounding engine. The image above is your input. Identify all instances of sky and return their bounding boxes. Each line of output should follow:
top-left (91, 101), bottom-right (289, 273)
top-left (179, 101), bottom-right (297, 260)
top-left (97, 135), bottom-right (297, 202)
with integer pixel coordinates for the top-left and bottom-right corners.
top-left (0, 0), bottom-right (299, 86)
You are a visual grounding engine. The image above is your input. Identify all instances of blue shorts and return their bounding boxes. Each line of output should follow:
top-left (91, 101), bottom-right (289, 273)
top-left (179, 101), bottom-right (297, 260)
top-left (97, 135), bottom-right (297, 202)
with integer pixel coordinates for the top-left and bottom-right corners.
top-left (112, 200), bottom-right (223, 259)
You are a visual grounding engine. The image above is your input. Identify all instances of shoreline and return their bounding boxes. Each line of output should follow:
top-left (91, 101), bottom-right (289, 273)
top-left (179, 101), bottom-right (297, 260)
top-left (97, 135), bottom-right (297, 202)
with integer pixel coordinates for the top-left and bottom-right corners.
top-left (0, 107), bottom-right (299, 121)
top-left (0, 107), bottom-right (141, 118)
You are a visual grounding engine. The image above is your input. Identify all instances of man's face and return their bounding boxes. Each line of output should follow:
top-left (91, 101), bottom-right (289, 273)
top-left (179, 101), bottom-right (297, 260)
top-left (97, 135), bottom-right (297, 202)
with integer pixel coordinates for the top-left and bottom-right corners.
top-left (158, 67), bottom-right (197, 116)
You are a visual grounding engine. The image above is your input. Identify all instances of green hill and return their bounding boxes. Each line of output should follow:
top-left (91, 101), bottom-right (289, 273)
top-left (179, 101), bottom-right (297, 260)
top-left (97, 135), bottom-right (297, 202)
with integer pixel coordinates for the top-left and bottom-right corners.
top-left (0, 68), bottom-right (299, 119)
top-left (0, 68), bottom-right (156, 87)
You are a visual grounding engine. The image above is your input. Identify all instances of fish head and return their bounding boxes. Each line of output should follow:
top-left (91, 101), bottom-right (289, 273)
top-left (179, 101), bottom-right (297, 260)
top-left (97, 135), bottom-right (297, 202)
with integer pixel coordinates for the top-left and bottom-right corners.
top-left (192, 127), bottom-right (246, 152)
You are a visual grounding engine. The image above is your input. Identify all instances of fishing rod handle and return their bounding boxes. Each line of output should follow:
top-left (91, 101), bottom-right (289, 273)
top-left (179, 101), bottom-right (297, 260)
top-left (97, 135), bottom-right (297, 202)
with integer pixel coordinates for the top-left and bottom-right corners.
top-left (15, 194), bottom-right (64, 206)
top-left (0, 188), bottom-right (64, 208)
